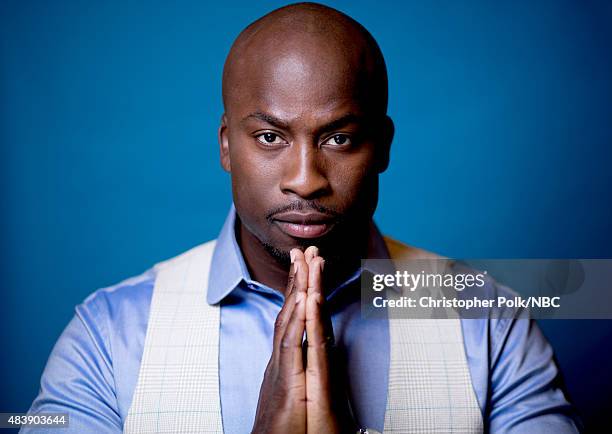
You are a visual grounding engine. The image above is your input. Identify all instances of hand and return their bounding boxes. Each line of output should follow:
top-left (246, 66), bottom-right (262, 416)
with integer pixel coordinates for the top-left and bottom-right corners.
top-left (304, 246), bottom-right (356, 434)
top-left (252, 247), bottom-right (356, 434)
top-left (251, 250), bottom-right (309, 434)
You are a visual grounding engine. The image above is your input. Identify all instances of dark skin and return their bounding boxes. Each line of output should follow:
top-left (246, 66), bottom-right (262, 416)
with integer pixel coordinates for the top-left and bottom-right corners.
top-left (217, 3), bottom-right (394, 433)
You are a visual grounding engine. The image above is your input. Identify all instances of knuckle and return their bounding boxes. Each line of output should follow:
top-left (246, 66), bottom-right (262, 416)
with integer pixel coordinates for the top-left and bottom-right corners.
top-left (280, 336), bottom-right (294, 350)
top-left (306, 366), bottom-right (319, 376)
top-left (274, 316), bottom-right (285, 332)
top-left (308, 340), bottom-right (331, 351)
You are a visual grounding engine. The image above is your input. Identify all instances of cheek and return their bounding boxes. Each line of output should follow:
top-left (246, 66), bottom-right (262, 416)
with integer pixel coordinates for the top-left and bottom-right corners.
top-left (327, 151), bottom-right (378, 207)
top-left (233, 156), bottom-right (278, 190)
top-left (228, 138), bottom-right (280, 215)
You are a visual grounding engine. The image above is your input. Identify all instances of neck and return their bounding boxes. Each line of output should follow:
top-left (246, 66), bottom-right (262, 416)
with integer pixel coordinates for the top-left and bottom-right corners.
top-left (236, 217), bottom-right (370, 296)
top-left (237, 219), bottom-right (288, 293)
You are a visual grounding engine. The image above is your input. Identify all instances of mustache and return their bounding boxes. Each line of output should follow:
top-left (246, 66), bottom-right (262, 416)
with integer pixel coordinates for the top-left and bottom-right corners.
top-left (265, 201), bottom-right (342, 221)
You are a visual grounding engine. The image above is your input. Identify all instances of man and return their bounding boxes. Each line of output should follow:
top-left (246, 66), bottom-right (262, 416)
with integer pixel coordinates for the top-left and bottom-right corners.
top-left (24, 3), bottom-right (581, 433)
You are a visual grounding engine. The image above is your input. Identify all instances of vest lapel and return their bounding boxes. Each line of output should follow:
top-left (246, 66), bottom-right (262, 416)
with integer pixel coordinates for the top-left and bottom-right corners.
top-left (124, 240), bottom-right (223, 433)
top-left (382, 237), bottom-right (483, 433)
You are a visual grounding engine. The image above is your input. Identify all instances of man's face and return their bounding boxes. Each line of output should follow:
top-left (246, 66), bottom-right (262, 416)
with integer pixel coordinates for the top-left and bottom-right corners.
top-left (219, 44), bottom-right (391, 262)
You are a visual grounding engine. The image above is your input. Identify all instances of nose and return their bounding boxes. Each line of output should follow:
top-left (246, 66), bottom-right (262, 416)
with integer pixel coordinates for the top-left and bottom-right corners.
top-left (279, 140), bottom-right (330, 199)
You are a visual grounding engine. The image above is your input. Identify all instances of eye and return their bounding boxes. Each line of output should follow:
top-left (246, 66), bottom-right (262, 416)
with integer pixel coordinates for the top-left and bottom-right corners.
top-left (256, 132), bottom-right (287, 146)
top-left (323, 134), bottom-right (352, 147)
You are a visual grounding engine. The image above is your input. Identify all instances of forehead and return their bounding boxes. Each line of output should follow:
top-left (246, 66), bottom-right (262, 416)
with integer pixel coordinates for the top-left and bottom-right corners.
top-left (227, 36), bottom-right (372, 124)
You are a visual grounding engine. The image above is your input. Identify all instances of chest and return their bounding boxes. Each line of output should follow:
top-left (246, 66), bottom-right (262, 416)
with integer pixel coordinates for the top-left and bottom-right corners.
top-left (124, 241), bottom-right (483, 433)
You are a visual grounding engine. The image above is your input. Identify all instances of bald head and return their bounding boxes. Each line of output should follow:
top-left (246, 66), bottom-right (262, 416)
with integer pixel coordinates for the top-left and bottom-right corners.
top-left (222, 2), bottom-right (388, 116)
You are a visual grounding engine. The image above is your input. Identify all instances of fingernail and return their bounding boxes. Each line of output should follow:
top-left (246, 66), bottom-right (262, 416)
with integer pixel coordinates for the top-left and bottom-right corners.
top-left (290, 249), bottom-right (297, 263)
top-left (320, 259), bottom-right (325, 271)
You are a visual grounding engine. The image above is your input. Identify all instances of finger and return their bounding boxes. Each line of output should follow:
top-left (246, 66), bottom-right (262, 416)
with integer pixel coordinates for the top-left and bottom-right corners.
top-left (286, 248), bottom-right (304, 297)
top-left (306, 257), bottom-right (331, 341)
top-left (291, 249), bottom-right (307, 293)
top-left (291, 247), bottom-right (305, 264)
top-left (305, 258), bottom-right (330, 351)
top-left (307, 256), bottom-right (324, 296)
top-left (285, 249), bottom-right (308, 297)
top-left (279, 257), bottom-right (308, 375)
top-left (305, 259), bottom-right (333, 410)
top-left (285, 263), bottom-right (296, 296)
top-left (273, 261), bottom-right (301, 351)
top-left (306, 293), bottom-right (333, 417)
top-left (304, 245), bottom-right (319, 265)
top-left (272, 248), bottom-right (306, 351)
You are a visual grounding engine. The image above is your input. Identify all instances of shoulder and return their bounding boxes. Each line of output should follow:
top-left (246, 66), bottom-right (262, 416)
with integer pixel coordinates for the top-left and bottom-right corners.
top-left (382, 235), bottom-right (444, 260)
top-left (154, 239), bottom-right (217, 271)
top-left (28, 268), bottom-right (159, 426)
top-left (78, 239), bottom-right (218, 323)
top-left (381, 236), bottom-right (530, 364)
top-left (76, 267), bottom-right (157, 332)
top-left (64, 240), bottom-right (218, 416)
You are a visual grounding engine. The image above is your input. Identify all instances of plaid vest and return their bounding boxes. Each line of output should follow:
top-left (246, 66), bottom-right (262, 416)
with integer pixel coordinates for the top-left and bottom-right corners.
top-left (124, 238), bottom-right (483, 433)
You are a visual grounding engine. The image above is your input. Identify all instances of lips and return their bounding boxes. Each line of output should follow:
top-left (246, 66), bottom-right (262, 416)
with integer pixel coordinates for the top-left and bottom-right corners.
top-left (272, 211), bottom-right (336, 239)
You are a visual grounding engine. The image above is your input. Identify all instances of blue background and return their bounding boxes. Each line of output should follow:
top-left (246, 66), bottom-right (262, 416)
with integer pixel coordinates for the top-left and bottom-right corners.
top-left (1, 0), bottom-right (611, 431)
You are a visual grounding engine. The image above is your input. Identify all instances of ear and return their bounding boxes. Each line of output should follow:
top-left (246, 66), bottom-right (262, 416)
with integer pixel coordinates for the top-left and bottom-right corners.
top-left (376, 115), bottom-right (394, 173)
top-left (218, 113), bottom-right (231, 172)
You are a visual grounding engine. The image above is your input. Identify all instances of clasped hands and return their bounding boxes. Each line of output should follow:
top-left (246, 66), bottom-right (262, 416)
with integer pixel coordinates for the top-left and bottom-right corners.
top-left (251, 246), bottom-right (356, 434)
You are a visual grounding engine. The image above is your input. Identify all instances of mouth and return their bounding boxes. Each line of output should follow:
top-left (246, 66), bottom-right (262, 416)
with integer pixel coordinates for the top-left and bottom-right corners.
top-left (272, 211), bottom-right (336, 239)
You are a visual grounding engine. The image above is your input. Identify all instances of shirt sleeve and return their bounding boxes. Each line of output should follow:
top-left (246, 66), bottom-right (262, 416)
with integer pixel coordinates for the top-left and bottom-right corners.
top-left (488, 315), bottom-right (583, 433)
top-left (20, 292), bottom-right (122, 434)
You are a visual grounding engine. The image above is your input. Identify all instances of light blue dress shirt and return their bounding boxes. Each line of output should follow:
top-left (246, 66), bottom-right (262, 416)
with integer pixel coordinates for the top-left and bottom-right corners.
top-left (23, 206), bottom-right (581, 433)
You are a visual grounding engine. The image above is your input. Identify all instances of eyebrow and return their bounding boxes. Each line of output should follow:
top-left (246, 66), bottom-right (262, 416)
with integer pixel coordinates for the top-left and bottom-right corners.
top-left (241, 111), bottom-right (365, 135)
top-left (242, 111), bottom-right (289, 129)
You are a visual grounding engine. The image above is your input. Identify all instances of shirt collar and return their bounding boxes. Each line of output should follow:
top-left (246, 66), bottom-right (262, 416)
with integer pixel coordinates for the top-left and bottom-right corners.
top-left (207, 204), bottom-right (397, 305)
